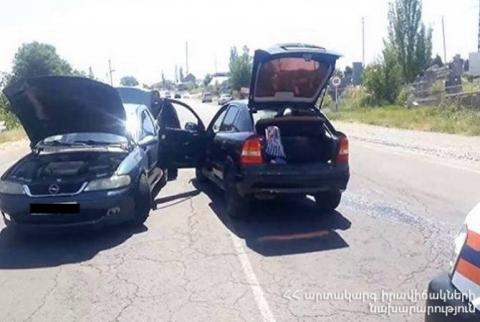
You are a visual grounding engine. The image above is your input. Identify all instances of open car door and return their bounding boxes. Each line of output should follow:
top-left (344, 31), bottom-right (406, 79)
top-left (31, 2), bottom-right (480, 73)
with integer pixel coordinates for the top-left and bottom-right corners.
top-left (157, 99), bottom-right (206, 171)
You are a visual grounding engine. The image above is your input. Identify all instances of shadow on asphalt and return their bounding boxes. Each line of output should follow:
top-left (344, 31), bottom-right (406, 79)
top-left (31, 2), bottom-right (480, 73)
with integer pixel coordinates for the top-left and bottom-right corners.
top-left (0, 189), bottom-right (200, 270)
top-left (154, 189), bottom-right (200, 210)
top-left (0, 224), bottom-right (147, 269)
top-left (193, 180), bottom-right (351, 256)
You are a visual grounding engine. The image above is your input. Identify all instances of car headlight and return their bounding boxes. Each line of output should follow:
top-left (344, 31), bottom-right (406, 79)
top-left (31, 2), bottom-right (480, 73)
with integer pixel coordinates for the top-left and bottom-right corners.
top-left (0, 180), bottom-right (25, 195)
top-left (450, 224), bottom-right (468, 275)
top-left (84, 175), bottom-right (131, 192)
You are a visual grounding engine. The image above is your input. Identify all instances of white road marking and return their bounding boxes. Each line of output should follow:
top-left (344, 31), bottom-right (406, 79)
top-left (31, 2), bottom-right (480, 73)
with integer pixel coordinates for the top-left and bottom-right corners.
top-left (226, 228), bottom-right (276, 322)
top-left (356, 140), bottom-right (480, 175)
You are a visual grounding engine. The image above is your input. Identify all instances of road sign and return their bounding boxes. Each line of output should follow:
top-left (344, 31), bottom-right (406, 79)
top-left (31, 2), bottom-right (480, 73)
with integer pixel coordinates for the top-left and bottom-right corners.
top-left (332, 76), bottom-right (342, 87)
top-left (331, 77), bottom-right (341, 111)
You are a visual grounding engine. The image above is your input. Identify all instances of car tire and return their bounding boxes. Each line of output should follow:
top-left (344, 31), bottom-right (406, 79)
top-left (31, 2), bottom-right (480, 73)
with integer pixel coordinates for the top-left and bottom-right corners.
top-left (314, 190), bottom-right (342, 211)
top-left (224, 170), bottom-right (250, 219)
top-left (132, 173), bottom-right (151, 226)
top-left (195, 167), bottom-right (207, 183)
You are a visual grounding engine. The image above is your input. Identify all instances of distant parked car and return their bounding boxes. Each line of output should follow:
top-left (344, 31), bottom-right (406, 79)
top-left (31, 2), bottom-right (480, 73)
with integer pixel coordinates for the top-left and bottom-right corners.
top-left (164, 91), bottom-right (172, 99)
top-left (218, 93), bottom-right (233, 105)
top-left (182, 92), bottom-right (191, 99)
top-left (201, 92), bottom-right (213, 103)
top-left (174, 92), bottom-right (181, 99)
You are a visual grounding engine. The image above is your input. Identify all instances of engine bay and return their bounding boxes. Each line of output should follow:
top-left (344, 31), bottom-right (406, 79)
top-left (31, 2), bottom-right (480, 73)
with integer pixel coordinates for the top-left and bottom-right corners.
top-left (8, 151), bottom-right (127, 184)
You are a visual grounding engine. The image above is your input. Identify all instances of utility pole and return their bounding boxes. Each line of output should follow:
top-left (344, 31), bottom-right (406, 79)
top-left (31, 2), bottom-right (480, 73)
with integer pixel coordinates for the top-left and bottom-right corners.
top-left (442, 16), bottom-right (447, 62)
top-left (108, 59), bottom-right (115, 86)
top-left (478, 0), bottom-right (480, 52)
top-left (361, 17), bottom-right (365, 66)
top-left (185, 42), bottom-right (189, 75)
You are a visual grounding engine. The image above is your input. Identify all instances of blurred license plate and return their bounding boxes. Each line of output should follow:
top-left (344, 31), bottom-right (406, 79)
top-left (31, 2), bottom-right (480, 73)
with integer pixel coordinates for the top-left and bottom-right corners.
top-left (30, 203), bottom-right (80, 215)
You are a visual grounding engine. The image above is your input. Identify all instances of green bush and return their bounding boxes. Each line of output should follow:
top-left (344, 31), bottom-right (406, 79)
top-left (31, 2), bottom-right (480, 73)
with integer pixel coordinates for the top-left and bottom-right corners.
top-left (363, 45), bottom-right (402, 105)
top-left (339, 86), bottom-right (373, 109)
top-left (322, 94), bottom-right (333, 108)
top-left (0, 93), bottom-right (19, 130)
top-left (396, 86), bottom-right (412, 106)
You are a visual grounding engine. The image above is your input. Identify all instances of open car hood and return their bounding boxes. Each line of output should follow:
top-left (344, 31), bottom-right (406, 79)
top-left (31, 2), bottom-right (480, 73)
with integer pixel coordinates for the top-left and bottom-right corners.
top-left (3, 76), bottom-right (126, 146)
top-left (248, 44), bottom-right (340, 109)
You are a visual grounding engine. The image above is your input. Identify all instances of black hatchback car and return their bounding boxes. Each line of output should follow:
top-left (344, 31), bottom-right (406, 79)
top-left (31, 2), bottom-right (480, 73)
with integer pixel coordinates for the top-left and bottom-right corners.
top-left (194, 44), bottom-right (350, 218)
top-left (0, 76), bottom-right (169, 231)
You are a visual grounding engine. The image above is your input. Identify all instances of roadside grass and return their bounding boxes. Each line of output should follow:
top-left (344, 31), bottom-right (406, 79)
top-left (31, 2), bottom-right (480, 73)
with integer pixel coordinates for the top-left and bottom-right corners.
top-left (326, 105), bottom-right (480, 136)
top-left (0, 127), bottom-right (26, 144)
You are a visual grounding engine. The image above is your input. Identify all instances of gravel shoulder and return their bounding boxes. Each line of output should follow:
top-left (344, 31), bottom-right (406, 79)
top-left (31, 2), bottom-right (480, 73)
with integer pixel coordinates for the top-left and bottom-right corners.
top-left (335, 121), bottom-right (480, 170)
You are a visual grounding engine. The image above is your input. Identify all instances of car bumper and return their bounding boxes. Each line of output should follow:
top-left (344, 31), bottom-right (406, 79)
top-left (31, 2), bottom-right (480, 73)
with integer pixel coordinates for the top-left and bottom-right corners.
top-left (235, 163), bottom-right (349, 196)
top-left (0, 187), bottom-right (136, 232)
top-left (425, 273), bottom-right (480, 322)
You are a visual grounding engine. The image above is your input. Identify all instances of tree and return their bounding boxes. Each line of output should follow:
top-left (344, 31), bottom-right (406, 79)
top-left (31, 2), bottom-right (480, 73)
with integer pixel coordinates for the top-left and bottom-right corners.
top-left (120, 76), bottom-right (139, 87)
top-left (229, 46), bottom-right (252, 91)
top-left (11, 42), bottom-right (74, 83)
top-left (363, 44), bottom-right (403, 104)
top-left (388, 0), bottom-right (432, 83)
top-left (0, 72), bottom-right (19, 129)
top-left (343, 66), bottom-right (353, 82)
top-left (88, 66), bottom-right (95, 79)
top-left (203, 74), bottom-right (213, 88)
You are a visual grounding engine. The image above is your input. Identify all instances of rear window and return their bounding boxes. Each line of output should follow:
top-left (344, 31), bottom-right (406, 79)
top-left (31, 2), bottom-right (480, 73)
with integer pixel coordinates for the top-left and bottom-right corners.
top-left (254, 57), bottom-right (332, 100)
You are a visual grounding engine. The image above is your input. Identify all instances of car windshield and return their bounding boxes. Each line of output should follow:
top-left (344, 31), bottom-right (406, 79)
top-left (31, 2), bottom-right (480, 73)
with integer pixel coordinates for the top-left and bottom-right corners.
top-left (254, 57), bottom-right (332, 100)
top-left (116, 87), bottom-right (151, 106)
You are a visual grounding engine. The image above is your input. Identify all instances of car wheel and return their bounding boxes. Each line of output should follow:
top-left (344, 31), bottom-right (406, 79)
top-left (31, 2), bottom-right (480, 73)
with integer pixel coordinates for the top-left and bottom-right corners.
top-left (195, 167), bottom-right (207, 183)
top-left (224, 171), bottom-right (250, 219)
top-left (132, 173), bottom-right (151, 226)
top-left (314, 190), bottom-right (342, 211)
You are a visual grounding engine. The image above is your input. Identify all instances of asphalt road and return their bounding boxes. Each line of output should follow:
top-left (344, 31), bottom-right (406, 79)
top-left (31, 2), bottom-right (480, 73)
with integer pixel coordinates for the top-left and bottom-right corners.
top-left (0, 99), bottom-right (477, 322)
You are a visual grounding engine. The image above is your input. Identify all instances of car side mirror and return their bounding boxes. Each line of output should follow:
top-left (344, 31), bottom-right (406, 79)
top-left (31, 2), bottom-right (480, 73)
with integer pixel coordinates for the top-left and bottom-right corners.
top-left (138, 135), bottom-right (158, 147)
top-left (185, 122), bottom-right (200, 132)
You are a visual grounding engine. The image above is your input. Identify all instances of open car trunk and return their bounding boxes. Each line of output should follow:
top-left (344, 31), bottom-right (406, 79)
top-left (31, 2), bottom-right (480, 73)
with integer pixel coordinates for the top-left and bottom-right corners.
top-left (255, 115), bottom-right (337, 164)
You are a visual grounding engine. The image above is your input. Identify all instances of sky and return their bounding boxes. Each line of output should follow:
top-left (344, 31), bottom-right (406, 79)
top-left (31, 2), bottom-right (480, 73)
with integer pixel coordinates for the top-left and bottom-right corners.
top-left (0, 0), bottom-right (478, 85)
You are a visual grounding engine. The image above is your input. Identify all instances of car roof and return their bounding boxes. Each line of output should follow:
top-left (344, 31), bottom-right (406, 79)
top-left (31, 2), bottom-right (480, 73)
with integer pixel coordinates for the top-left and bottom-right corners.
top-left (116, 86), bottom-right (152, 93)
top-left (229, 99), bottom-right (248, 107)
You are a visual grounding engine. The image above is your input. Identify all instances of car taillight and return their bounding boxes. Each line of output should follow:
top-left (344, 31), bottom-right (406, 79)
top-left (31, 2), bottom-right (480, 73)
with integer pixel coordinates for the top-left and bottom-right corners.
top-left (336, 136), bottom-right (349, 163)
top-left (240, 137), bottom-right (264, 165)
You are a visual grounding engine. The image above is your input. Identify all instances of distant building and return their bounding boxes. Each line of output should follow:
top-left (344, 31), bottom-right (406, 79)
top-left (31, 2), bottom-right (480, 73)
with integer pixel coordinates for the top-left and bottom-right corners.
top-left (352, 62), bottom-right (364, 85)
top-left (468, 52), bottom-right (480, 77)
top-left (208, 75), bottom-right (229, 87)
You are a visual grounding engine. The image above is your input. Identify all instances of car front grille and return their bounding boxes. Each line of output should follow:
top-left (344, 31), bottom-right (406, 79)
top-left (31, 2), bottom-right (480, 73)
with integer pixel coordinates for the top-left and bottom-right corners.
top-left (27, 182), bottom-right (85, 196)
